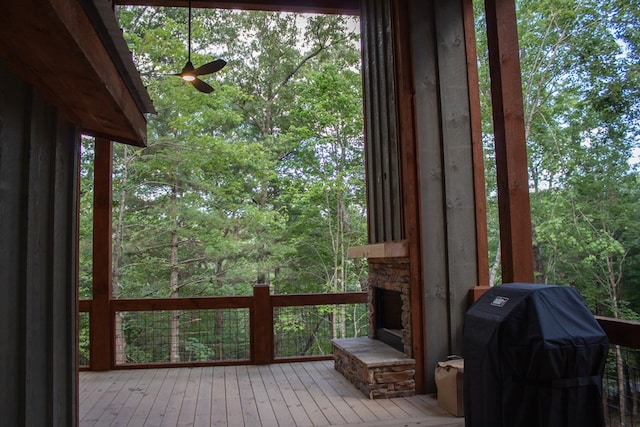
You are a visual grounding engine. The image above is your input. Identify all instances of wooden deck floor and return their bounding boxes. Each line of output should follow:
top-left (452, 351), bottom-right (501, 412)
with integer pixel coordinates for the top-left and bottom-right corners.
top-left (79, 360), bottom-right (465, 427)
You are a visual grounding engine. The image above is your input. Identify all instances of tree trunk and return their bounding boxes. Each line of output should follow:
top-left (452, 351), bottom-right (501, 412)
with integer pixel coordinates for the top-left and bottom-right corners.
top-left (353, 305), bottom-right (360, 337)
top-left (330, 310), bottom-right (336, 341)
top-left (112, 145), bottom-right (128, 294)
top-left (215, 309), bottom-right (224, 360)
top-left (608, 254), bottom-right (626, 426)
top-left (489, 240), bottom-right (501, 287)
top-left (327, 189), bottom-right (339, 339)
top-left (114, 313), bottom-right (127, 364)
top-left (113, 145), bottom-right (130, 364)
top-left (170, 183), bottom-right (180, 363)
top-left (634, 353), bottom-right (640, 419)
top-left (338, 194), bottom-right (346, 338)
top-left (215, 260), bottom-right (225, 359)
top-left (616, 344), bottom-right (627, 427)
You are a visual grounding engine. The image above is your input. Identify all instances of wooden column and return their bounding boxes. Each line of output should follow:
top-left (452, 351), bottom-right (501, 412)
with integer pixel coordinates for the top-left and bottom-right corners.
top-left (464, 0), bottom-right (491, 298)
top-left (484, 0), bottom-right (534, 283)
top-left (91, 138), bottom-right (113, 371)
top-left (252, 284), bottom-right (273, 364)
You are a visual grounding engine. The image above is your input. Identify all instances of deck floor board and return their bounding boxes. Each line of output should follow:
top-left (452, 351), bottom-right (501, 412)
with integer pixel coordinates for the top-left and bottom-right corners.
top-left (193, 367), bottom-right (213, 427)
top-left (268, 363), bottom-right (314, 426)
top-left (279, 362), bottom-right (329, 426)
top-left (79, 361), bottom-right (464, 427)
top-left (126, 368), bottom-right (169, 426)
top-left (210, 366), bottom-right (227, 426)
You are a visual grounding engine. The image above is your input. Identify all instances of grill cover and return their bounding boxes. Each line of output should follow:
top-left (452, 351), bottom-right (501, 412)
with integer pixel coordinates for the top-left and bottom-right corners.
top-left (464, 283), bottom-right (608, 427)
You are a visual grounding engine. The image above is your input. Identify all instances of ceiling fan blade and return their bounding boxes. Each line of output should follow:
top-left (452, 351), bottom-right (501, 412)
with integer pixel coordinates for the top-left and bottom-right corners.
top-left (190, 77), bottom-right (214, 93)
top-left (193, 59), bottom-right (227, 76)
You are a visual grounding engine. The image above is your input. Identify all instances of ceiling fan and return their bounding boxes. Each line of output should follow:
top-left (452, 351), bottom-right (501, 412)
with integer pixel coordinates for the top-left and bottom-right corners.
top-left (174, 0), bottom-right (226, 93)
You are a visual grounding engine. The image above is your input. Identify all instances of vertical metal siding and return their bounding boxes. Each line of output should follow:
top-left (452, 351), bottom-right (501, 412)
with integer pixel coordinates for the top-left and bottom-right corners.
top-left (361, 0), bottom-right (403, 243)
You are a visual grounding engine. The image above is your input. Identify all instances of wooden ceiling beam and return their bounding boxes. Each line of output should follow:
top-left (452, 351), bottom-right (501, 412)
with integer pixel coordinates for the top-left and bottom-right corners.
top-left (0, 0), bottom-right (150, 146)
top-left (113, 0), bottom-right (360, 16)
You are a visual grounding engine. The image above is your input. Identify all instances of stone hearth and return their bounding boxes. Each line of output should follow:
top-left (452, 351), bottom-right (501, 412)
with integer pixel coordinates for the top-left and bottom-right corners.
top-left (332, 337), bottom-right (415, 399)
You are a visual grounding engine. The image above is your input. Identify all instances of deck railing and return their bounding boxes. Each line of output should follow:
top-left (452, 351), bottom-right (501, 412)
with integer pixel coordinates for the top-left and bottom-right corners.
top-left (597, 316), bottom-right (640, 427)
top-left (79, 287), bottom-right (640, 426)
top-left (79, 285), bottom-right (368, 370)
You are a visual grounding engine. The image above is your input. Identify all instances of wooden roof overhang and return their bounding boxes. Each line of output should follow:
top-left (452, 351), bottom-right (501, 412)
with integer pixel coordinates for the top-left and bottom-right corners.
top-left (0, 0), bottom-right (155, 147)
top-left (113, 0), bottom-right (359, 15)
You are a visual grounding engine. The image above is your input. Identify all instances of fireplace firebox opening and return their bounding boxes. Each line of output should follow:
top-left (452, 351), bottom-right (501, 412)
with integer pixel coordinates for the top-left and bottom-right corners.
top-left (375, 289), bottom-right (404, 352)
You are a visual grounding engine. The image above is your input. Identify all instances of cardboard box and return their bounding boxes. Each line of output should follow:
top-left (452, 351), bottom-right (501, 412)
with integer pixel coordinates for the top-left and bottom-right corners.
top-left (435, 358), bottom-right (464, 417)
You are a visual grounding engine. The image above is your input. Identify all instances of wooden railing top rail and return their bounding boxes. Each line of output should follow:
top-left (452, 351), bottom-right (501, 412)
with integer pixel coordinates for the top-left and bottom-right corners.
top-left (271, 292), bottom-right (367, 307)
top-left (79, 291), bottom-right (368, 312)
top-left (110, 296), bottom-right (253, 311)
top-left (79, 300), bottom-right (92, 312)
top-left (596, 316), bottom-right (640, 349)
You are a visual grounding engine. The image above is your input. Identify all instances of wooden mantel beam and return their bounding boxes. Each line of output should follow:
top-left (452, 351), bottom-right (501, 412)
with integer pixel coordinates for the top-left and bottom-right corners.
top-left (484, 0), bottom-right (534, 283)
top-left (347, 241), bottom-right (409, 259)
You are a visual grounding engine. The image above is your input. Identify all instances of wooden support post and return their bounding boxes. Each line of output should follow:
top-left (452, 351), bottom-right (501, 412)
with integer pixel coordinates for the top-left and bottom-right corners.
top-left (91, 138), bottom-right (113, 371)
top-left (484, 0), bottom-right (535, 283)
top-left (469, 286), bottom-right (491, 306)
top-left (463, 0), bottom-right (490, 289)
top-left (252, 284), bottom-right (273, 364)
top-left (465, 0), bottom-right (492, 309)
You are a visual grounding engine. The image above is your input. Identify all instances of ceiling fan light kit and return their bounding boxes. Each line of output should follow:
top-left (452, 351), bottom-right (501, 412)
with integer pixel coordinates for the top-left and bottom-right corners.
top-left (173, 0), bottom-right (226, 93)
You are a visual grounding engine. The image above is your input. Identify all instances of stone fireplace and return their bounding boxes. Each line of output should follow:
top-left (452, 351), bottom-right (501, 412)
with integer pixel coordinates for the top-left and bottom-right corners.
top-left (332, 242), bottom-right (415, 399)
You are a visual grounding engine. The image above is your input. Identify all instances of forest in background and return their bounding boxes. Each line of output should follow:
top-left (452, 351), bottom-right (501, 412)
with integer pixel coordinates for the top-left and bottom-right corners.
top-left (80, 9), bottom-right (367, 301)
top-left (476, 0), bottom-right (639, 321)
top-left (78, 1), bottom-right (639, 364)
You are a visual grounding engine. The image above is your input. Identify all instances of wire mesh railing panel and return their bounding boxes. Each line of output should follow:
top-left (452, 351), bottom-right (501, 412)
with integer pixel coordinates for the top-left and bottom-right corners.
top-left (114, 308), bottom-right (250, 365)
top-left (604, 345), bottom-right (640, 427)
top-left (273, 303), bottom-right (368, 358)
top-left (79, 311), bottom-right (90, 367)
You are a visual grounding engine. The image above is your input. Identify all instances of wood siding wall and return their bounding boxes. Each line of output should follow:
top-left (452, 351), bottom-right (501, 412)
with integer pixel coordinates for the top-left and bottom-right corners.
top-left (0, 61), bottom-right (79, 426)
top-left (409, 0), bottom-right (481, 391)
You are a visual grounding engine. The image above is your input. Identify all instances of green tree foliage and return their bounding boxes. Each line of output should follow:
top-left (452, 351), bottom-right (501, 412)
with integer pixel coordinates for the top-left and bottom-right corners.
top-left (79, 140), bottom-right (95, 299)
top-left (107, 7), bottom-right (364, 302)
top-left (476, 0), bottom-right (640, 320)
top-left (78, 7), bottom-right (367, 362)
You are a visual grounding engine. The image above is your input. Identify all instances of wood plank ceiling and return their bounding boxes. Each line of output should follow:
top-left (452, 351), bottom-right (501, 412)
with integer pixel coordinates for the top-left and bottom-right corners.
top-left (113, 0), bottom-right (359, 15)
top-left (0, 0), bottom-right (154, 146)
